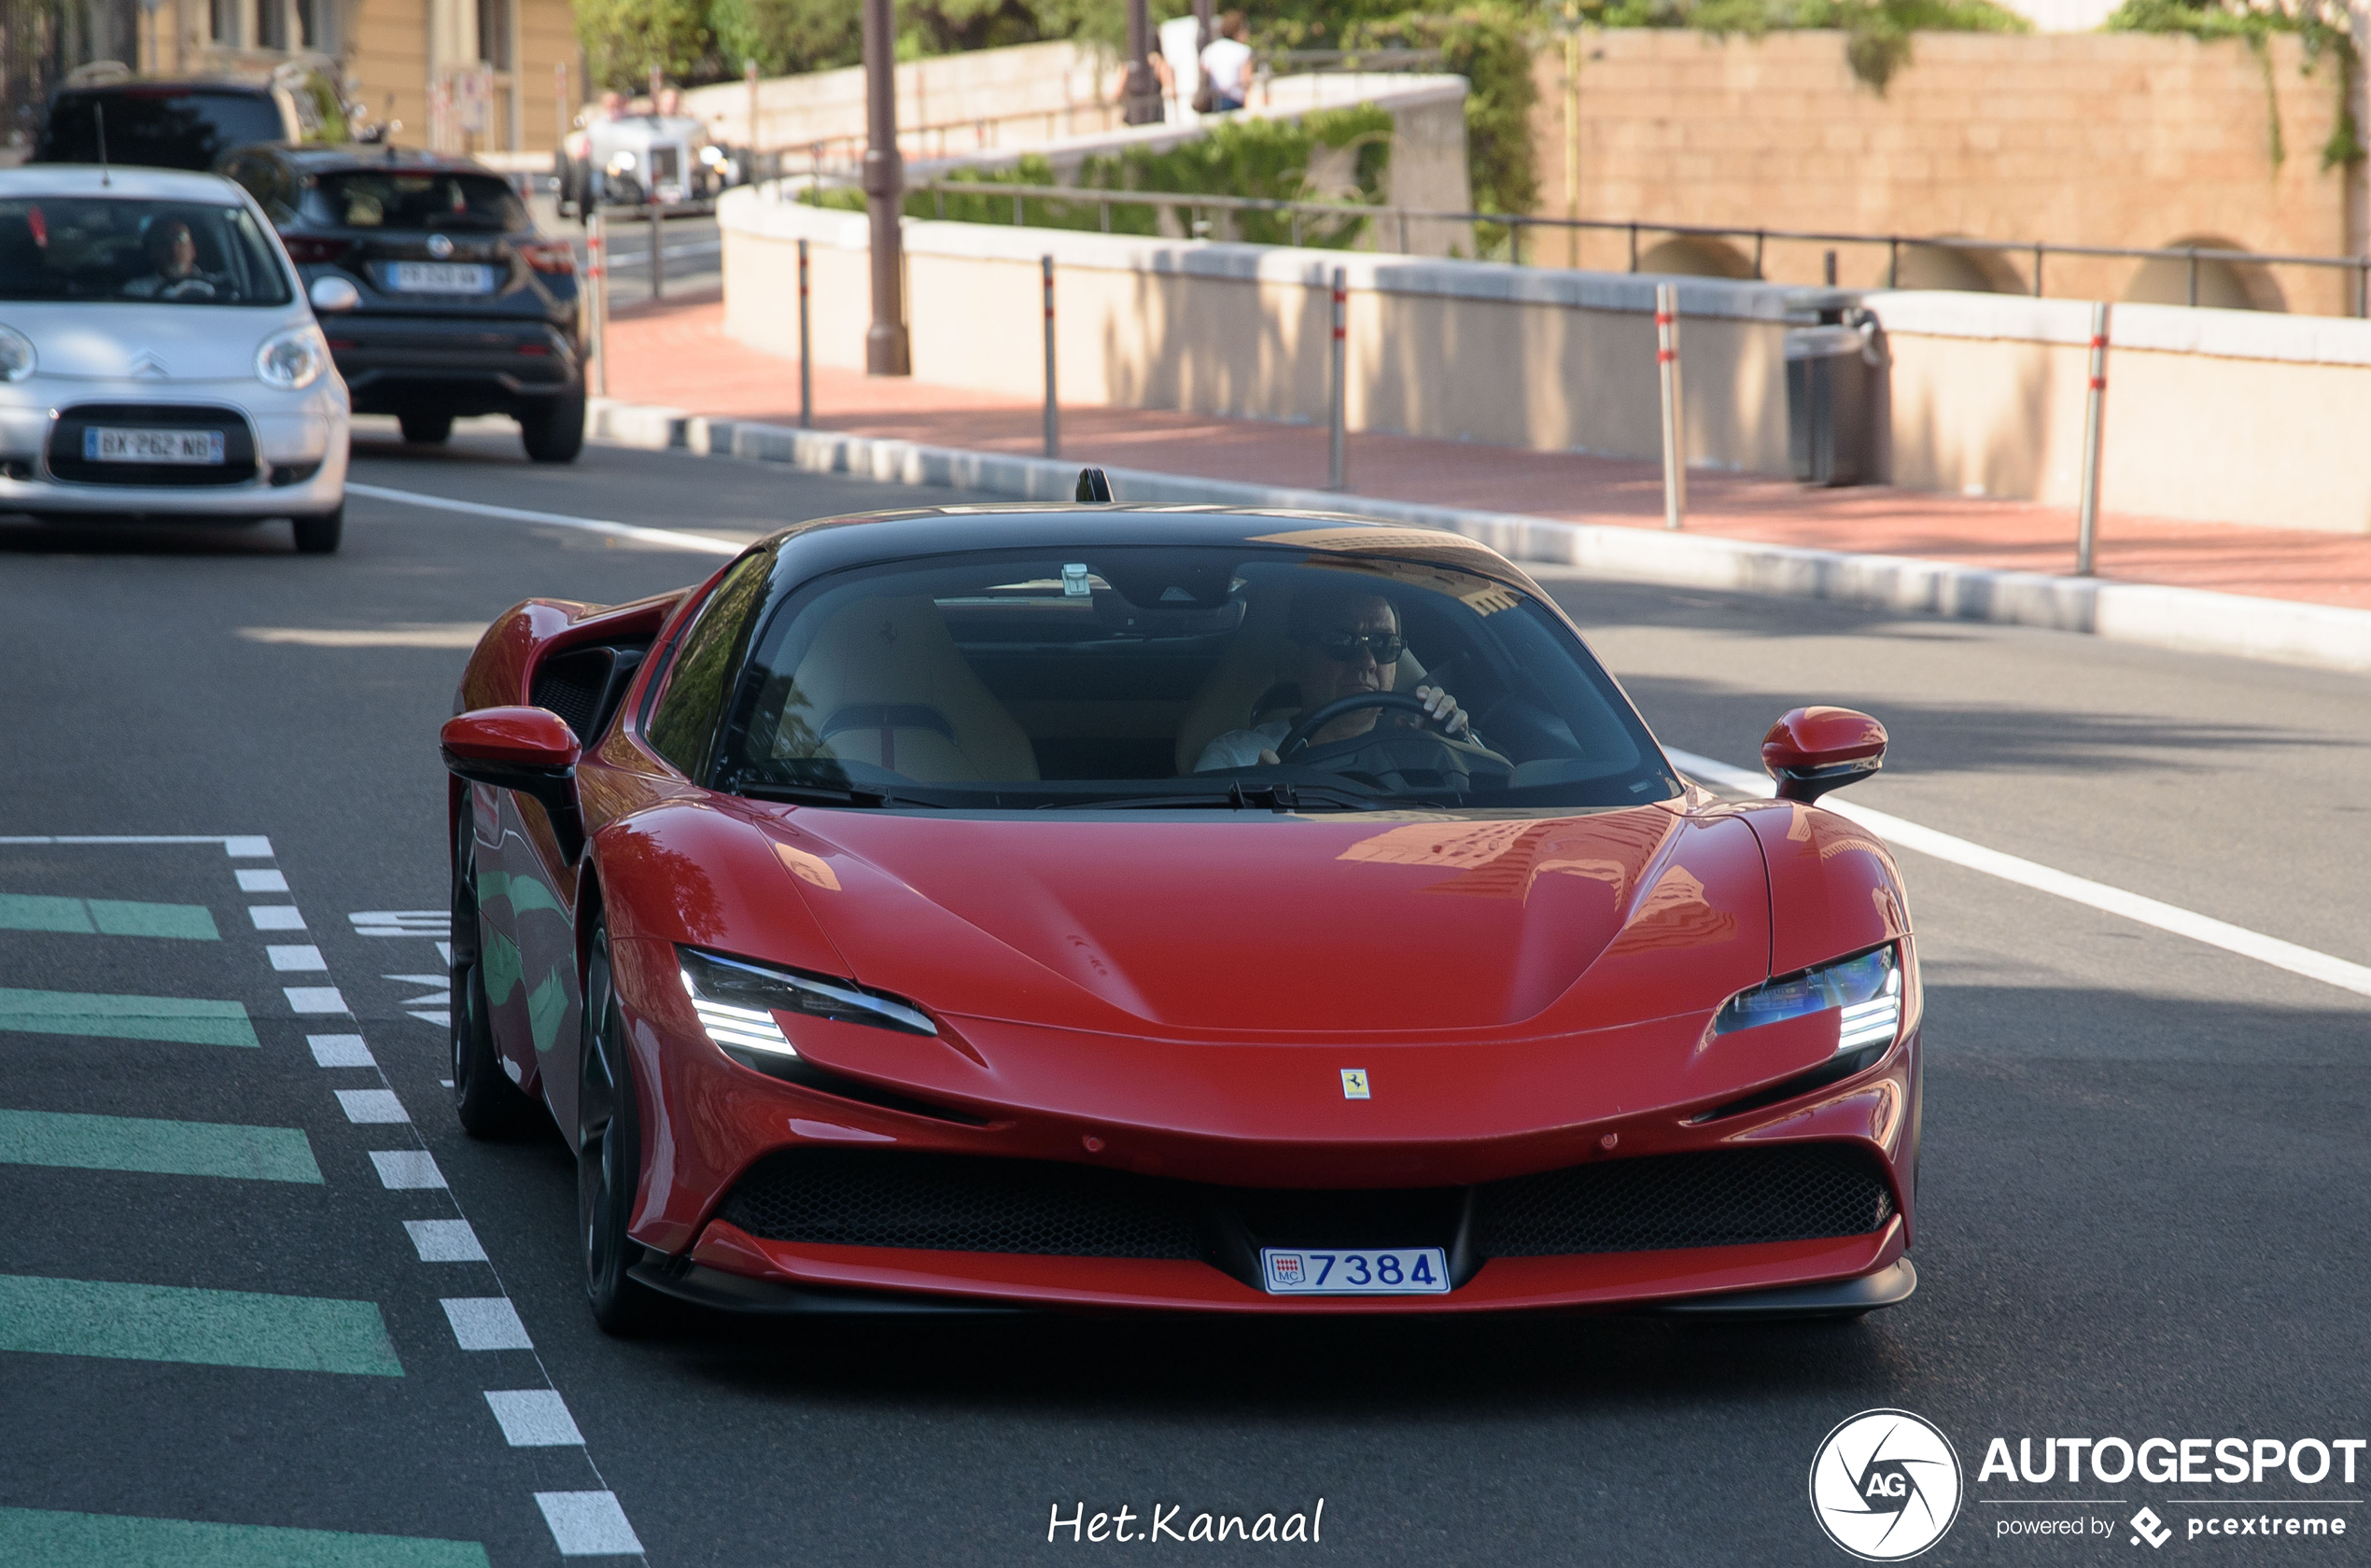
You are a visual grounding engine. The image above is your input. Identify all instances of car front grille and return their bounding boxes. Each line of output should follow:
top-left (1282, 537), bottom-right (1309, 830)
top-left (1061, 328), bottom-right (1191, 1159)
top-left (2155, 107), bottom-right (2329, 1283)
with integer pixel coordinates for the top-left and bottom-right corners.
top-left (48, 403), bottom-right (259, 487)
top-left (711, 1144), bottom-right (1896, 1276)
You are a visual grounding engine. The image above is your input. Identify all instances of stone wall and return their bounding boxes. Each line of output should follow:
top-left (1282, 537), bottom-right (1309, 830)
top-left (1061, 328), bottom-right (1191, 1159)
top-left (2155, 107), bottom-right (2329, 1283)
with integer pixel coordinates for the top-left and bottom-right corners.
top-left (1529, 31), bottom-right (2361, 317)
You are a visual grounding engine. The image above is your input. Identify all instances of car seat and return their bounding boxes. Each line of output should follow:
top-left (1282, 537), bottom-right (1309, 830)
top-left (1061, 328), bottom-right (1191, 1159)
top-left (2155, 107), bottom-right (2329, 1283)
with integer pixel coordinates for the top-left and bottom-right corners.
top-left (778, 595), bottom-right (1039, 782)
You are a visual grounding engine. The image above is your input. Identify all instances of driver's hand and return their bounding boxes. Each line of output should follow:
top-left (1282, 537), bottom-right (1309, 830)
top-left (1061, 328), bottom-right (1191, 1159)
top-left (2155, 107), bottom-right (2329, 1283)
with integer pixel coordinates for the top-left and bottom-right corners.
top-left (1411, 684), bottom-right (1470, 736)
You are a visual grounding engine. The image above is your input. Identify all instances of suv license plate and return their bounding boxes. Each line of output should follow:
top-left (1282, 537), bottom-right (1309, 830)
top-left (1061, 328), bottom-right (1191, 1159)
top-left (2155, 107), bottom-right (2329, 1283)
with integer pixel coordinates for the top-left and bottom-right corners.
top-left (84, 427), bottom-right (224, 464)
top-left (1261, 1247), bottom-right (1450, 1295)
top-left (388, 261), bottom-right (495, 293)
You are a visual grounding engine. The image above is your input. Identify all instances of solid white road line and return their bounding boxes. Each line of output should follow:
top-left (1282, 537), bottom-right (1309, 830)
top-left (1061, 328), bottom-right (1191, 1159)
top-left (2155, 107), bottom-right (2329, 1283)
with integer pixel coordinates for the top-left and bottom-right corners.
top-left (1663, 746), bottom-right (2371, 1001)
top-left (0, 835), bottom-right (273, 855)
top-left (346, 482), bottom-right (744, 555)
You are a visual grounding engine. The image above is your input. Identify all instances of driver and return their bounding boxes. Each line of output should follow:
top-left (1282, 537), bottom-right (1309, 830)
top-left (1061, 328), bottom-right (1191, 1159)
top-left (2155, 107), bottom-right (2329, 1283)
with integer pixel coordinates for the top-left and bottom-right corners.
top-left (1196, 588), bottom-right (1469, 771)
top-left (122, 219), bottom-right (217, 301)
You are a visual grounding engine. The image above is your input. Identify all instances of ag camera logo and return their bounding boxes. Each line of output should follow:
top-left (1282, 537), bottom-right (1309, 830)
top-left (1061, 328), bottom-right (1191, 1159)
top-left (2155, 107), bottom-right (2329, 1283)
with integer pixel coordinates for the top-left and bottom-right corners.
top-left (1810, 1408), bottom-right (1964, 1561)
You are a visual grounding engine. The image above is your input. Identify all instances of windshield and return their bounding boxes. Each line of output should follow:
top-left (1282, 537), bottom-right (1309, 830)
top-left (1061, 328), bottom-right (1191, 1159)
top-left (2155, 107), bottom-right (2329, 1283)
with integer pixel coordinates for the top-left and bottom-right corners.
top-left (40, 90), bottom-right (288, 171)
top-left (301, 171), bottom-right (528, 231)
top-left (694, 545), bottom-right (1680, 811)
top-left (0, 197), bottom-right (292, 305)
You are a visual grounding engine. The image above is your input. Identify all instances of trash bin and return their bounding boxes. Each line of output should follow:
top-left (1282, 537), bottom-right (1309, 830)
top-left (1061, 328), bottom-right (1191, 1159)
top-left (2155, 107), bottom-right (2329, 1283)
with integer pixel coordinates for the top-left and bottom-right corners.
top-left (1784, 288), bottom-right (1878, 487)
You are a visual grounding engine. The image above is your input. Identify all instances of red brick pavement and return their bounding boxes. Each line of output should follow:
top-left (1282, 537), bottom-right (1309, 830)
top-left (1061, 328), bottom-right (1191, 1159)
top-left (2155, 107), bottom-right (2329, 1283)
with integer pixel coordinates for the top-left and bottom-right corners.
top-left (603, 291), bottom-right (2371, 613)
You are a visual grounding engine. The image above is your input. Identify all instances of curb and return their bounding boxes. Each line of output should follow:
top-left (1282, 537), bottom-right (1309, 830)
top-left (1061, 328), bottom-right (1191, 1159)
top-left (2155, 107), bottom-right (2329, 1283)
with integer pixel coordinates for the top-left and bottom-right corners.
top-left (587, 398), bottom-right (2371, 677)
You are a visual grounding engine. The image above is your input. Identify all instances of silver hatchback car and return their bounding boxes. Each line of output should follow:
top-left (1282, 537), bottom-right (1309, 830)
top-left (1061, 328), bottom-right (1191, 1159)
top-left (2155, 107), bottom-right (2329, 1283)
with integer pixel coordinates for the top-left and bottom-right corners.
top-left (0, 164), bottom-right (350, 553)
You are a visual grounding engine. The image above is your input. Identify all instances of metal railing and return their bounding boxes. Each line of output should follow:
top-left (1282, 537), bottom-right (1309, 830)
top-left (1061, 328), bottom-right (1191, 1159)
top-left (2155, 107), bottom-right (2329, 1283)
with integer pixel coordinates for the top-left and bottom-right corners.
top-left (873, 180), bottom-right (2371, 315)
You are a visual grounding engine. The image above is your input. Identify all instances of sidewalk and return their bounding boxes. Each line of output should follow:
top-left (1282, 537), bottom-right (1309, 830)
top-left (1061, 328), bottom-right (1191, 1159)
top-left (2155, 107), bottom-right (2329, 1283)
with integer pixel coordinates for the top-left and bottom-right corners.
top-left (598, 290), bottom-right (2371, 624)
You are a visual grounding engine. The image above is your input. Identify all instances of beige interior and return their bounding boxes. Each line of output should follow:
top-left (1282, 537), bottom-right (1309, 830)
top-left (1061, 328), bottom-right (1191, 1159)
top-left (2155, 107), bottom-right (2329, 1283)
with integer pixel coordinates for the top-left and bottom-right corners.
top-left (779, 595), bottom-right (1040, 781)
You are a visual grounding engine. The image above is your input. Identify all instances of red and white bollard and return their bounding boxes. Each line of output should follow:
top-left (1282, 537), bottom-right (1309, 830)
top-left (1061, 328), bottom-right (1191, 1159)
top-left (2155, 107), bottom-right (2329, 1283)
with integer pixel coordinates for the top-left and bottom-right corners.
top-left (585, 210), bottom-right (608, 398)
top-left (1656, 282), bottom-right (1686, 531)
top-left (1042, 254), bottom-right (1059, 459)
top-left (2076, 301), bottom-right (2111, 576)
top-left (797, 237), bottom-right (812, 428)
top-left (1327, 266), bottom-right (1347, 492)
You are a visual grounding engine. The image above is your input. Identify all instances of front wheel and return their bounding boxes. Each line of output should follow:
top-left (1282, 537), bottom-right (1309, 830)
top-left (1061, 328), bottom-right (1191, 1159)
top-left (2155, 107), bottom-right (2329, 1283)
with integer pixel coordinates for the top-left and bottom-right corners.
top-left (520, 390), bottom-right (586, 464)
top-left (579, 920), bottom-right (656, 1334)
top-left (290, 505), bottom-right (343, 554)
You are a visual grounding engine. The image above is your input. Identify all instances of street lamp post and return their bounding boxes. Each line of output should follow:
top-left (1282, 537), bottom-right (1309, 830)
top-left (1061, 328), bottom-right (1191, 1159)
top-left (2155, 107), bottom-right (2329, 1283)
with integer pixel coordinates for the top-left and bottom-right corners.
top-left (1124, 0), bottom-right (1160, 125)
top-left (861, 0), bottom-right (911, 374)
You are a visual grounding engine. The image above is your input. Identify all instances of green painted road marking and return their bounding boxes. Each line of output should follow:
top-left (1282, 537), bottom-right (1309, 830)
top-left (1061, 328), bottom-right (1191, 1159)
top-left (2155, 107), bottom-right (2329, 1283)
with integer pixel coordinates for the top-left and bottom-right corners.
top-left (0, 894), bottom-right (90, 932)
top-left (0, 895), bottom-right (218, 940)
top-left (0, 1275), bottom-right (403, 1376)
top-left (0, 1508), bottom-right (488, 1568)
top-left (88, 899), bottom-right (219, 940)
top-left (0, 988), bottom-right (257, 1047)
top-left (0, 1108), bottom-right (321, 1183)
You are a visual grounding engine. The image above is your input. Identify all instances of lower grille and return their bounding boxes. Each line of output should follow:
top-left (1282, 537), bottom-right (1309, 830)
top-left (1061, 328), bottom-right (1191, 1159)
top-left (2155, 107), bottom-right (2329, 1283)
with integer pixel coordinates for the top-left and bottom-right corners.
top-left (48, 403), bottom-right (260, 488)
top-left (1477, 1145), bottom-right (1895, 1256)
top-left (712, 1144), bottom-right (1895, 1270)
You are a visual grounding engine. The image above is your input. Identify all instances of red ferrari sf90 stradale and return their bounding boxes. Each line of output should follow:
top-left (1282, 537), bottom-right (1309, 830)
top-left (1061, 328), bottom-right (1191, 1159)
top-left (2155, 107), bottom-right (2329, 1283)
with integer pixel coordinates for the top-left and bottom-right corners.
top-left (440, 492), bottom-right (1921, 1331)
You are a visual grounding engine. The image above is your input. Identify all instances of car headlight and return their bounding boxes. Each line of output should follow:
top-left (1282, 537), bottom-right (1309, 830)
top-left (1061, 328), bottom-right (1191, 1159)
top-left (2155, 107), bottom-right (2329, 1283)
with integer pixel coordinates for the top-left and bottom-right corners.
top-left (698, 145), bottom-right (725, 167)
top-left (255, 323), bottom-right (329, 390)
top-left (1715, 945), bottom-right (1901, 1055)
top-left (0, 324), bottom-right (34, 382)
top-left (607, 150), bottom-right (638, 174)
top-left (677, 945), bottom-right (935, 1060)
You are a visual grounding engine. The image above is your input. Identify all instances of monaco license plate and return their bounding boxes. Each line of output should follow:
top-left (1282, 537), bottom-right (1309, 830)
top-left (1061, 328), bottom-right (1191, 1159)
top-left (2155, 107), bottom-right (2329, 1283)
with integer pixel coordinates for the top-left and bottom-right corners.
top-left (388, 260), bottom-right (495, 293)
top-left (84, 427), bottom-right (224, 465)
top-left (1260, 1247), bottom-right (1450, 1295)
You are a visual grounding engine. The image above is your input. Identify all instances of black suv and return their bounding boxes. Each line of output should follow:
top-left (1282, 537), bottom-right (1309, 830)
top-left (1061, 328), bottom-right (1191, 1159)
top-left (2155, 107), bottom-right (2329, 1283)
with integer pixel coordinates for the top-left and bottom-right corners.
top-left (220, 145), bottom-right (586, 462)
top-left (35, 75), bottom-right (344, 170)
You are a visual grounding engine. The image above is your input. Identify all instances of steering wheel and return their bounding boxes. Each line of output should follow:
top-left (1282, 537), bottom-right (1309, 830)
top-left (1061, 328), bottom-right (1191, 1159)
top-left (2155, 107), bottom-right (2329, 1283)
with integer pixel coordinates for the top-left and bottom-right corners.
top-left (1279, 691), bottom-right (1438, 757)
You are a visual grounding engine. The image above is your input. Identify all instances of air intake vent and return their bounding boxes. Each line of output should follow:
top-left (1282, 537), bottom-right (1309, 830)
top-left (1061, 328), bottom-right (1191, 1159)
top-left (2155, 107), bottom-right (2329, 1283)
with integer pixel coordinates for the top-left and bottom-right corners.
top-left (1476, 1145), bottom-right (1894, 1256)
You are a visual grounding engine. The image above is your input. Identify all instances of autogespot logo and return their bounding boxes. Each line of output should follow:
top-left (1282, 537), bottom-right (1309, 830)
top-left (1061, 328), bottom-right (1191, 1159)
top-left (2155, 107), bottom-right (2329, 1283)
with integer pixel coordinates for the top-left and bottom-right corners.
top-left (1810, 1409), bottom-right (1966, 1561)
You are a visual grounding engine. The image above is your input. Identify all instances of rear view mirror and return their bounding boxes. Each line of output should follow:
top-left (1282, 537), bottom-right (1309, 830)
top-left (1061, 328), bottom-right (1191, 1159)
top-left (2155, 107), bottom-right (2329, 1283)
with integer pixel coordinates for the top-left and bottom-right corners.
top-left (441, 707), bottom-right (585, 859)
top-left (308, 274), bottom-right (360, 313)
top-left (1761, 707), bottom-right (1887, 804)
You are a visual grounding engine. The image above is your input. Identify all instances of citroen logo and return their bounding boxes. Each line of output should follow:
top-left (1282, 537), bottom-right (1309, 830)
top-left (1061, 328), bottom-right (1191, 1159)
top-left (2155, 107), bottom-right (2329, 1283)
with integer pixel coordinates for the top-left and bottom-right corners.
top-left (129, 350), bottom-right (168, 378)
top-left (427, 234), bottom-right (455, 259)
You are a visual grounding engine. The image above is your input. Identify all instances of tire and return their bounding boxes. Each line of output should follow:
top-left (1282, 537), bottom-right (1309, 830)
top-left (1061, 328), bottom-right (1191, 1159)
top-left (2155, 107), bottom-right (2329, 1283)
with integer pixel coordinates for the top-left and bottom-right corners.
top-left (579, 919), bottom-right (656, 1334)
top-left (519, 390), bottom-right (586, 464)
top-left (450, 798), bottom-right (542, 1139)
top-left (399, 411), bottom-right (454, 444)
top-left (290, 505), bottom-right (343, 554)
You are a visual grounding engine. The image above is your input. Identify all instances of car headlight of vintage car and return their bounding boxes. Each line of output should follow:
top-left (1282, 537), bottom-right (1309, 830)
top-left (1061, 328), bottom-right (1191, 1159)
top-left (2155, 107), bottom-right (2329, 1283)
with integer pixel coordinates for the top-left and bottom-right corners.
top-left (676, 945), bottom-right (935, 1059)
top-left (0, 324), bottom-right (35, 383)
top-left (606, 150), bottom-right (638, 175)
top-left (255, 323), bottom-right (330, 390)
top-left (1715, 945), bottom-right (1901, 1054)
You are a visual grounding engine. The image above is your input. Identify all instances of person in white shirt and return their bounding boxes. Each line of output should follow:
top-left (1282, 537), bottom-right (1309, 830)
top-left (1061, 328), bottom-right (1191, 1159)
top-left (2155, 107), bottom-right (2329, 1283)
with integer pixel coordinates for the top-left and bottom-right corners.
top-left (1200, 12), bottom-right (1254, 113)
top-left (1196, 588), bottom-right (1470, 771)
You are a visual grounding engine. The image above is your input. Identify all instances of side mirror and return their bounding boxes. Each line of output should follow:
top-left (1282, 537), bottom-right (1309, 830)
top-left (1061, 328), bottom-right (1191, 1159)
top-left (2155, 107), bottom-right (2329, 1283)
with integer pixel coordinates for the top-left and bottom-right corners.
top-left (308, 274), bottom-right (360, 313)
top-left (1761, 707), bottom-right (1887, 805)
top-left (441, 707), bottom-right (586, 861)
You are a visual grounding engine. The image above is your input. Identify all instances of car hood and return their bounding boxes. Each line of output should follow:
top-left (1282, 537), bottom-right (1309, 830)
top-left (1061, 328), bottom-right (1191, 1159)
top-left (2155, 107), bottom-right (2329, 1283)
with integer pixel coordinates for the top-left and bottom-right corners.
top-left (3, 301), bottom-right (300, 382)
top-left (759, 804), bottom-right (1772, 1037)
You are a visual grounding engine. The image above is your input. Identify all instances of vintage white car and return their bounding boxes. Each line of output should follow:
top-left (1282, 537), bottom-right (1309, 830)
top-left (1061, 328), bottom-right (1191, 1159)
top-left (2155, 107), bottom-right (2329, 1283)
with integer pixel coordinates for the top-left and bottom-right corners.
top-left (0, 164), bottom-right (351, 553)
top-left (557, 113), bottom-right (741, 215)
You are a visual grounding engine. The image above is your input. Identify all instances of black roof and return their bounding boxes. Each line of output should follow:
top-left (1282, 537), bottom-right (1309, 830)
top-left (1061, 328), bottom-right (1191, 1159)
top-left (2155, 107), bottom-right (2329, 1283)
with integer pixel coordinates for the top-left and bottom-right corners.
top-left (233, 143), bottom-right (500, 177)
top-left (50, 79), bottom-right (275, 98)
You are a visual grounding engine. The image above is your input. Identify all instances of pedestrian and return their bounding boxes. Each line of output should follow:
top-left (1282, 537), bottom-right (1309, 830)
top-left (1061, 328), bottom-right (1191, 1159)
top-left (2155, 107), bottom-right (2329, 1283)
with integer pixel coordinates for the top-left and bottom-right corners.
top-left (1200, 12), bottom-right (1253, 114)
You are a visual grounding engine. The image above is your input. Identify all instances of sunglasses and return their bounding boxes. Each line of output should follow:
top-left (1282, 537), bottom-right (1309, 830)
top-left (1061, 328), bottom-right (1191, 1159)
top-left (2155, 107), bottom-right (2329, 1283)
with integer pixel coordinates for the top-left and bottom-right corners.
top-left (1312, 631), bottom-right (1405, 665)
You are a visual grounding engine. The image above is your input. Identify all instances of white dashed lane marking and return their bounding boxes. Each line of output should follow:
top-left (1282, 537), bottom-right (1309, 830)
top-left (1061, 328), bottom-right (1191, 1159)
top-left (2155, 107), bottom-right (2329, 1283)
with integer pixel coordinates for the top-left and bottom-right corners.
top-left (306, 1033), bottom-right (375, 1068)
top-left (485, 1390), bottom-right (585, 1448)
top-left (370, 1150), bottom-right (445, 1190)
top-left (442, 1297), bottom-right (534, 1351)
top-left (247, 906), bottom-right (306, 931)
top-left (266, 945), bottom-right (326, 973)
top-left (535, 1492), bottom-right (645, 1557)
top-left (403, 1220), bottom-right (487, 1263)
top-left (235, 868), bottom-right (289, 892)
top-left (283, 987), bottom-right (347, 1015)
top-left (334, 1089), bottom-right (410, 1125)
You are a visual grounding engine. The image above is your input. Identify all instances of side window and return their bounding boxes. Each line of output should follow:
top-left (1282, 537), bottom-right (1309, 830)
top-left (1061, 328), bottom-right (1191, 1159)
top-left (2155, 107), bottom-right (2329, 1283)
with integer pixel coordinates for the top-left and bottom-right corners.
top-left (644, 553), bottom-right (775, 780)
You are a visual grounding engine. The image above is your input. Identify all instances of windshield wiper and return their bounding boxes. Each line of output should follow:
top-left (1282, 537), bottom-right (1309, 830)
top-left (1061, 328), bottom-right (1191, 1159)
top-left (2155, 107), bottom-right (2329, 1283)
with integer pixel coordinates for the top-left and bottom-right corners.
top-left (1038, 781), bottom-right (1379, 812)
top-left (732, 780), bottom-right (935, 808)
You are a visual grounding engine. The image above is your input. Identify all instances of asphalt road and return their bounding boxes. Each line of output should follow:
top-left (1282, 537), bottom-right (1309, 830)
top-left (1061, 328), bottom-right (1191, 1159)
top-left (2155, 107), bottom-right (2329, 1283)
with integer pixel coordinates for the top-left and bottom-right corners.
top-left (2, 422), bottom-right (2365, 1566)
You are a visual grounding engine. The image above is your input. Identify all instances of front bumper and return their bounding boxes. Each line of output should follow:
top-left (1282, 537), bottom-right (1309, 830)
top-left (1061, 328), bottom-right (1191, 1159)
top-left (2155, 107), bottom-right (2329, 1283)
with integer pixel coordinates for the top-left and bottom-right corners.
top-left (0, 377), bottom-right (348, 519)
top-left (610, 934), bottom-right (1926, 1317)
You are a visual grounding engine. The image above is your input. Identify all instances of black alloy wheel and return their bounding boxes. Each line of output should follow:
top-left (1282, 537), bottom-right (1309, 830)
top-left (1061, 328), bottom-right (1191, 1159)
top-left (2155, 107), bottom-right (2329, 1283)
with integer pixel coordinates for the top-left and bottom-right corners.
top-left (399, 411), bottom-right (455, 444)
top-left (519, 389), bottom-right (586, 464)
top-left (449, 797), bottom-right (541, 1138)
top-left (579, 919), bottom-right (655, 1333)
top-left (290, 505), bottom-right (342, 555)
